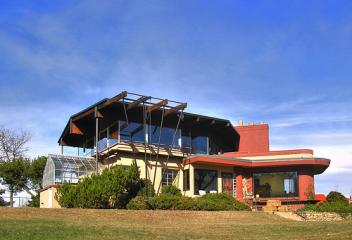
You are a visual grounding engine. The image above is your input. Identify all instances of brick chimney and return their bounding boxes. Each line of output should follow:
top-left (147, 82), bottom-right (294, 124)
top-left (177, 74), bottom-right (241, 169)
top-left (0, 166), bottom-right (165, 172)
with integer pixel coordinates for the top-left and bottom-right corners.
top-left (235, 121), bottom-right (269, 153)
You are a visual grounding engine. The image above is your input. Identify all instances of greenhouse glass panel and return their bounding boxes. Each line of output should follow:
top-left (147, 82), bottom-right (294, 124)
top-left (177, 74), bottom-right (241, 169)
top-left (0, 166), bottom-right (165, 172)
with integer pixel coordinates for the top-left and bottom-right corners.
top-left (42, 154), bottom-right (96, 188)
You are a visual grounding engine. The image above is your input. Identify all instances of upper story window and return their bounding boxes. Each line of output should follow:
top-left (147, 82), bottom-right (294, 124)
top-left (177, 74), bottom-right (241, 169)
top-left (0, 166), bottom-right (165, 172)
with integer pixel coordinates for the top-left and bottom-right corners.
top-left (96, 120), bottom-right (225, 155)
top-left (191, 136), bottom-right (208, 154)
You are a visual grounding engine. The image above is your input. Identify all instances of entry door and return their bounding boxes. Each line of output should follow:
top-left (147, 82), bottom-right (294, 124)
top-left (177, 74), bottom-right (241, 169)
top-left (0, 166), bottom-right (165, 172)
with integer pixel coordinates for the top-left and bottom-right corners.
top-left (222, 173), bottom-right (233, 196)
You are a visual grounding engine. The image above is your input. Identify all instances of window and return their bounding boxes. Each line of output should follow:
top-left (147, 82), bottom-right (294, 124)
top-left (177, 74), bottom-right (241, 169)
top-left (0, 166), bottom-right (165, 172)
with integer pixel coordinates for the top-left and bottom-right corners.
top-left (253, 172), bottom-right (298, 198)
top-left (208, 138), bottom-right (222, 155)
top-left (119, 121), bottom-right (145, 143)
top-left (194, 169), bottom-right (218, 195)
top-left (162, 169), bottom-right (178, 186)
top-left (150, 126), bottom-right (181, 148)
top-left (181, 133), bottom-right (191, 153)
top-left (191, 136), bottom-right (208, 154)
top-left (183, 169), bottom-right (190, 191)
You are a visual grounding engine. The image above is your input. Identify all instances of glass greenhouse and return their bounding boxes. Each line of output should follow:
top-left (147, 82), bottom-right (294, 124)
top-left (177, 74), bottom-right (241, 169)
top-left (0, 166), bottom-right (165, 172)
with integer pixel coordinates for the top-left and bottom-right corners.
top-left (42, 154), bottom-right (96, 188)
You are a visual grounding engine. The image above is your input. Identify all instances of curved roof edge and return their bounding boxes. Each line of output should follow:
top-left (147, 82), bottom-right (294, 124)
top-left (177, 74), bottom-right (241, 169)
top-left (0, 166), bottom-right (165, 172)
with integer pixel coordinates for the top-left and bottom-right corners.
top-left (184, 155), bottom-right (330, 175)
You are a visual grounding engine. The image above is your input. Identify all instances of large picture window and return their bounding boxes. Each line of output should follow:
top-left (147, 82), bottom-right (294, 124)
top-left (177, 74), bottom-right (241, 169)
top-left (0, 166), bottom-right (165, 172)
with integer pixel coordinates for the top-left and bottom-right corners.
top-left (253, 172), bottom-right (298, 198)
top-left (194, 169), bottom-right (218, 195)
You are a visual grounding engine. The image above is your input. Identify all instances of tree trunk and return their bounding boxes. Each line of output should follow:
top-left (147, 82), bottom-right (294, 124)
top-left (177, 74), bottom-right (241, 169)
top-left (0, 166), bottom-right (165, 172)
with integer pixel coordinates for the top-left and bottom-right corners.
top-left (9, 189), bottom-right (13, 207)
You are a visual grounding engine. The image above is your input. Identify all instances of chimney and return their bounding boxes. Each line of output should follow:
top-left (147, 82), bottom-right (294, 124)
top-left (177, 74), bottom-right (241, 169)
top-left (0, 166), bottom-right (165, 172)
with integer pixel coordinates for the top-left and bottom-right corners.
top-left (238, 120), bottom-right (243, 126)
top-left (235, 121), bottom-right (269, 153)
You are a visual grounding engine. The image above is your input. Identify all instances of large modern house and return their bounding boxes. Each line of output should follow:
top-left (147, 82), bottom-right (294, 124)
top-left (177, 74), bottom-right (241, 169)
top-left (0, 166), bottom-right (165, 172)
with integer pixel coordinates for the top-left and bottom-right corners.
top-left (40, 91), bottom-right (330, 208)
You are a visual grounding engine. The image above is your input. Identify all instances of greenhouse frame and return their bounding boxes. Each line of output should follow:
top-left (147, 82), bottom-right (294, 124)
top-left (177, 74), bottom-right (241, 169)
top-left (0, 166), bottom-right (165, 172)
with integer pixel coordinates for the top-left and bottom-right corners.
top-left (42, 154), bottom-right (96, 188)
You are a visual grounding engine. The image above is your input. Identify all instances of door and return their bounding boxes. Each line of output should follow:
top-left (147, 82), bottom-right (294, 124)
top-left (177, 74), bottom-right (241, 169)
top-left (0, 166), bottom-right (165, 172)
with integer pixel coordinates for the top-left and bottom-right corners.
top-left (222, 173), bottom-right (233, 196)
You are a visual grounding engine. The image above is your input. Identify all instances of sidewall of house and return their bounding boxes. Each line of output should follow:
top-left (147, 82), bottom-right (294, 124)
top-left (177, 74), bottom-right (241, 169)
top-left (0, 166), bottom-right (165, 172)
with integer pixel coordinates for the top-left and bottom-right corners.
top-left (40, 186), bottom-right (60, 208)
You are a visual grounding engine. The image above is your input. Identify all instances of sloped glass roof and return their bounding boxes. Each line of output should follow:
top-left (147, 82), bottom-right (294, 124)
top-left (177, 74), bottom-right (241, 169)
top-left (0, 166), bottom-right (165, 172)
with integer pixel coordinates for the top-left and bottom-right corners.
top-left (42, 154), bottom-right (96, 188)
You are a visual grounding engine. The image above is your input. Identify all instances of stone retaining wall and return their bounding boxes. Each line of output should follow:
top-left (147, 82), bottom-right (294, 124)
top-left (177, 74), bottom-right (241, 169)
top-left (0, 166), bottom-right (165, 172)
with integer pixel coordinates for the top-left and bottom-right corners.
top-left (298, 212), bottom-right (343, 221)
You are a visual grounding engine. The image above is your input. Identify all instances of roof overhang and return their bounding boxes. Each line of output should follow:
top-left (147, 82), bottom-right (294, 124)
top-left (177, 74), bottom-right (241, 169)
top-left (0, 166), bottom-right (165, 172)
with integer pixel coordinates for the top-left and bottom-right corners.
top-left (184, 155), bottom-right (330, 175)
top-left (58, 91), bottom-right (239, 151)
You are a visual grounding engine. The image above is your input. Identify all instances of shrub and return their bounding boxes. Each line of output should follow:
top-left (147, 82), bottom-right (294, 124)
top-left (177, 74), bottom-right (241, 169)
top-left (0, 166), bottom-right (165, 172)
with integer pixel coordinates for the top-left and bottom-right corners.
top-left (298, 191), bottom-right (352, 218)
top-left (196, 193), bottom-right (251, 211)
top-left (174, 196), bottom-right (197, 210)
top-left (137, 179), bottom-right (155, 197)
top-left (55, 182), bottom-right (78, 208)
top-left (160, 185), bottom-right (182, 196)
top-left (127, 196), bottom-right (151, 210)
top-left (149, 195), bottom-right (182, 210)
top-left (27, 193), bottom-right (40, 207)
top-left (55, 161), bottom-right (141, 209)
top-left (142, 193), bottom-right (250, 211)
top-left (326, 191), bottom-right (348, 204)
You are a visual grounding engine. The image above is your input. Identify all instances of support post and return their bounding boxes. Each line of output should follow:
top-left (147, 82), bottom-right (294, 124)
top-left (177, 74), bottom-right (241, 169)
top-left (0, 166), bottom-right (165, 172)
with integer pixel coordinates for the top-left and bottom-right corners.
top-left (143, 104), bottom-right (148, 196)
top-left (107, 127), bottom-right (110, 148)
top-left (95, 117), bottom-right (99, 174)
top-left (95, 106), bottom-right (101, 175)
top-left (60, 138), bottom-right (64, 155)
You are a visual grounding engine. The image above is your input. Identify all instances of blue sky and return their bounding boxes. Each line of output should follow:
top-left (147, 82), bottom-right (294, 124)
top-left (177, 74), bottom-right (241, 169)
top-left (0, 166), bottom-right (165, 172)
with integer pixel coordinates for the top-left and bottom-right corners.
top-left (0, 0), bottom-right (351, 196)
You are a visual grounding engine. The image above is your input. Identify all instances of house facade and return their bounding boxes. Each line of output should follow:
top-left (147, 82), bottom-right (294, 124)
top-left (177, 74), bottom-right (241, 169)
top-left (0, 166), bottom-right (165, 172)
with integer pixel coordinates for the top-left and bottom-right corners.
top-left (40, 91), bottom-right (330, 208)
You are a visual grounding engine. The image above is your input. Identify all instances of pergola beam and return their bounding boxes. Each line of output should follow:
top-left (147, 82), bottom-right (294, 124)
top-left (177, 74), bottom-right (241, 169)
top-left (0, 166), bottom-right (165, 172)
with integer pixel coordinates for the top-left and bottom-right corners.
top-left (127, 96), bottom-right (151, 110)
top-left (146, 99), bottom-right (168, 113)
top-left (164, 103), bottom-right (187, 117)
top-left (72, 91), bottom-right (127, 122)
top-left (101, 91), bottom-right (128, 107)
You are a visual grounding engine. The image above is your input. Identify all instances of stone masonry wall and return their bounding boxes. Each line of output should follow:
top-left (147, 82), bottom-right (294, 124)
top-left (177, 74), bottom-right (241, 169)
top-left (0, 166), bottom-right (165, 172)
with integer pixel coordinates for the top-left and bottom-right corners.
top-left (298, 212), bottom-right (343, 221)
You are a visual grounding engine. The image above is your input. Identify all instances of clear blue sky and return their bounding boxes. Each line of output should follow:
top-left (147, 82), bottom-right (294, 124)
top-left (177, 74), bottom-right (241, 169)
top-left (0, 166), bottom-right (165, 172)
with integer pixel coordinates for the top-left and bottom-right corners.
top-left (0, 0), bottom-right (351, 195)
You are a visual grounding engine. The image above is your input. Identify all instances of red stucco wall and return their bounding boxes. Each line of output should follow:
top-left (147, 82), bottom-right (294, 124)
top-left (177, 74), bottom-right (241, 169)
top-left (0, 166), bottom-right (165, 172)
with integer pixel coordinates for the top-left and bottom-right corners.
top-left (299, 172), bottom-right (315, 200)
top-left (235, 124), bottom-right (269, 153)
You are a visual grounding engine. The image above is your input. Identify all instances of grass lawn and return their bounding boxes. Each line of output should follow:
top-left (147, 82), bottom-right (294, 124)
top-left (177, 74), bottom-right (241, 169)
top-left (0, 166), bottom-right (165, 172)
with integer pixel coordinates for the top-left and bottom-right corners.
top-left (0, 208), bottom-right (351, 240)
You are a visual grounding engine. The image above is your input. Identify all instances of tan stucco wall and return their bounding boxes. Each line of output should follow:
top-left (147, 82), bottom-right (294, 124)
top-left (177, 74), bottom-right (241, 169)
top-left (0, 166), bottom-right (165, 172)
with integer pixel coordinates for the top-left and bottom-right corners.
top-left (101, 153), bottom-right (236, 197)
top-left (100, 153), bottom-right (235, 197)
top-left (101, 153), bottom-right (183, 194)
top-left (40, 186), bottom-right (60, 208)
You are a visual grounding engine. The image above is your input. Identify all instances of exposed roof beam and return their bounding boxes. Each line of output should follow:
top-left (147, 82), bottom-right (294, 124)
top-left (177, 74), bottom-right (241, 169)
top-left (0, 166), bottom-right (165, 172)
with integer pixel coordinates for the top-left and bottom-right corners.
top-left (72, 109), bottom-right (95, 121)
top-left (146, 99), bottom-right (168, 113)
top-left (72, 91), bottom-right (127, 122)
top-left (164, 103), bottom-right (187, 117)
top-left (94, 107), bottom-right (103, 118)
top-left (127, 96), bottom-right (151, 110)
top-left (101, 91), bottom-right (127, 107)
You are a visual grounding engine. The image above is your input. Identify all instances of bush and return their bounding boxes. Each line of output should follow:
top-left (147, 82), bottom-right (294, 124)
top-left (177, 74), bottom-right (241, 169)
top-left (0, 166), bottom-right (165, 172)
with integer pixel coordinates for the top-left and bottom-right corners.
top-left (129, 192), bottom-right (251, 211)
top-left (148, 195), bottom-right (181, 210)
top-left (298, 191), bottom-right (352, 218)
top-left (299, 201), bottom-right (352, 218)
top-left (55, 161), bottom-right (141, 209)
top-left (137, 179), bottom-right (155, 197)
top-left (196, 193), bottom-right (251, 211)
top-left (160, 185), bottom-right (182, 196)
top-left (27, 193), bottom-right (40, 207)
top-left (127, 196), bottom-right (151, 210)
top-left (326, 191), bottom-right (348, 204)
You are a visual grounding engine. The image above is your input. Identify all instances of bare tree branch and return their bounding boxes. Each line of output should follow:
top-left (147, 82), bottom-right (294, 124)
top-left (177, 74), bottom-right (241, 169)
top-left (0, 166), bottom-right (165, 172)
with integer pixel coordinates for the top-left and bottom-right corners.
top-left (0, 126), bottom-right (31, 162)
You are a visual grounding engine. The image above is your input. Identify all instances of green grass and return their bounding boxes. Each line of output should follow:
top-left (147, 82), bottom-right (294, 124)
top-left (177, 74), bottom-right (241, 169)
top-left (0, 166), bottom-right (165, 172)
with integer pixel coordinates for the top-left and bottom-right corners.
top-left (0, 208), bottom-right (351, 240)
